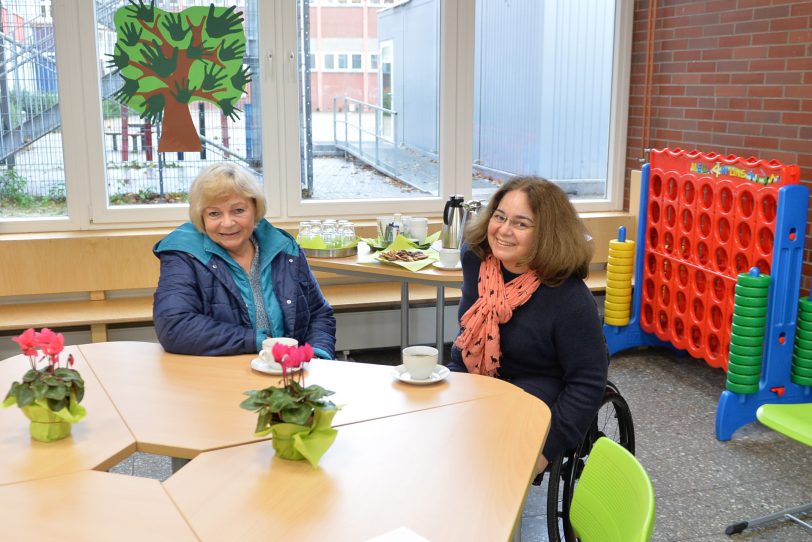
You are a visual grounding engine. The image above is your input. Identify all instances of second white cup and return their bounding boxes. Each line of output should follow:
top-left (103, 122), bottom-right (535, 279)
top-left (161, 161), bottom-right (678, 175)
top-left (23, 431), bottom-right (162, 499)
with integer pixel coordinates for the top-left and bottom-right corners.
top-left (402, 345), bottom-right (439, 380)
top-left (260, 337), bottom-right (299, 367)
top-left (437, 247), bottom-right (460, 268)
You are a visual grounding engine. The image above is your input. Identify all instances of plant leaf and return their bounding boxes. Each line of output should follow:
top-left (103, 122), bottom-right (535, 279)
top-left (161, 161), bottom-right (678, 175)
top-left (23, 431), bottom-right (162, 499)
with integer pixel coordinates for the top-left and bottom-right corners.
top-left (15, 386), bottom-right (35, 407)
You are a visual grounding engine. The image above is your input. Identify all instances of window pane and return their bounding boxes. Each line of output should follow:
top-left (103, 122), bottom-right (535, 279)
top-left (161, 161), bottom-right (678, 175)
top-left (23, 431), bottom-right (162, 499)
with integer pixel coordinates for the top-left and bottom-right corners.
top-left (298, 0), bottom-right (439, 201)
top-left (96, 0), bottom-right (261, 208)
top-left (324, 54), bottom-right (334, 70)
top-left (0, 0), bottom-right (67, 218)
top-left (472, 0), bottom-right (616, 201)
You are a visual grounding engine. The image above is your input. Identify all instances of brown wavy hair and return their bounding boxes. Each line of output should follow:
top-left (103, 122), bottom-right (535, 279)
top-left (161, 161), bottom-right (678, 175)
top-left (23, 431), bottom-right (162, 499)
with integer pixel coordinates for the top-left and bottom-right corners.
top-left (465, 176), bottom-right (593, 286)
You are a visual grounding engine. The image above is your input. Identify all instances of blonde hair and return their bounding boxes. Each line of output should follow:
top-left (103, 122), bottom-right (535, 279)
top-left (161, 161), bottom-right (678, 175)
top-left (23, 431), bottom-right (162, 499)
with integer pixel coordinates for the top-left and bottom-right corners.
top-left (465, 176), bottom-right (593, 286)
top-left (188, 163), bottom-right (266, 231)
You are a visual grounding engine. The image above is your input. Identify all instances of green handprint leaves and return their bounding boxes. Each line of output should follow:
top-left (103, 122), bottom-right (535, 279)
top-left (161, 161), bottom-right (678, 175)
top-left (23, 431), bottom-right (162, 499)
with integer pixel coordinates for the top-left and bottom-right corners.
top-left (206, 5), bottom-right (244, 39)
top-left (110, 2), bottom-right (250, 152)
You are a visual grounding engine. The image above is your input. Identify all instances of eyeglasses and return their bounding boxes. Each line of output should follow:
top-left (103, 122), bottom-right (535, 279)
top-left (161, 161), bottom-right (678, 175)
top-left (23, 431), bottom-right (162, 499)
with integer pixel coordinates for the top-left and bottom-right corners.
top-left (490, 210), bottom-right (534, 231)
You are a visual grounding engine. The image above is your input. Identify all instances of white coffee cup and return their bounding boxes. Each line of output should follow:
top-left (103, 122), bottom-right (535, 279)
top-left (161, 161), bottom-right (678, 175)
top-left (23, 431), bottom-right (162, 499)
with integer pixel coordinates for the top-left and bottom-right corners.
top-left (408, 217), bottom-right (429, 242)
top-left (402, 345), bottom-right (439, 380)
top-left (259, 337), bottom-right (299, 367)
top-left (437, 247), bottom-right (460, 268)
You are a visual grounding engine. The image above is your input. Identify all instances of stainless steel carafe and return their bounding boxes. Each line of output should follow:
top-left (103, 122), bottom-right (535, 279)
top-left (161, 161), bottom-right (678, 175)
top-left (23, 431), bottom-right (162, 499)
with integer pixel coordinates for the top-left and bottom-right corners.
top-left (461, 199), bottom-right (484, 239)
top-left (441, 195), bottom-right (466, 248)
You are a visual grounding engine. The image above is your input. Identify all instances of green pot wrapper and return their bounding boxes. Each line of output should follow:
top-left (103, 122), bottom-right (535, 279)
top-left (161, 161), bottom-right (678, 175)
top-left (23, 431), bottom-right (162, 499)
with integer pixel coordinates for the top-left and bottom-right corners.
top-left (18, 397), bottom-right (86, 443)
top-left (266, 407), bottom-right (338, 468)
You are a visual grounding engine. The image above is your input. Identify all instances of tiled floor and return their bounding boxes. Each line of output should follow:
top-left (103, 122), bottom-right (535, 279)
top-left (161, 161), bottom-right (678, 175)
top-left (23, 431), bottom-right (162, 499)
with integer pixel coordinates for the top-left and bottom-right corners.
top-left (111, 347), bottom-right (812, 541)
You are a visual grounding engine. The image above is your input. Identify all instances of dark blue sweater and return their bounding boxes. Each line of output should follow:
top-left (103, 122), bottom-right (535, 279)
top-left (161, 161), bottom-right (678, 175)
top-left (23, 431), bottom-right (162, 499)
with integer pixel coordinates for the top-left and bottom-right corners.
top-left (449, 247), bottom-right (608, 460)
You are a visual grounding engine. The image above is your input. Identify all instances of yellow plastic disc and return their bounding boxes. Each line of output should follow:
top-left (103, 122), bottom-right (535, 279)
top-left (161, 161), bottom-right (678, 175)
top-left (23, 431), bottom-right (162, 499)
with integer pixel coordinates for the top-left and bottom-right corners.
top-left (604, 299), bottom-right (632, 311)
top-left (603, 308), bottom-right (631, 318)
top-left (604, 317), bottom-right (630, 326)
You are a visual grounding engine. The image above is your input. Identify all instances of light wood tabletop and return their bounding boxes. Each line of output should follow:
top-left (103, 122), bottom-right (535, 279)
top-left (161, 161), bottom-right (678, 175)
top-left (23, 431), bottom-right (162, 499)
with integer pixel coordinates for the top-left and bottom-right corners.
top-left (164, 391), bottom-right (551, 542)
top-left (0, 346), bottom-right (135, 486)
top-left (1, 470), bottom-right (196, 541)
top-left (78, 342), bottom-right (517, 459)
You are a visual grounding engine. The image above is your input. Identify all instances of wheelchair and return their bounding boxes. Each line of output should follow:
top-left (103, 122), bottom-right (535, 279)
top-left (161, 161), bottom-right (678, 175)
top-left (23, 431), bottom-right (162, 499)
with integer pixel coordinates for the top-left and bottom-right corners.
top-left (533, 380), bottom-right (636, 542)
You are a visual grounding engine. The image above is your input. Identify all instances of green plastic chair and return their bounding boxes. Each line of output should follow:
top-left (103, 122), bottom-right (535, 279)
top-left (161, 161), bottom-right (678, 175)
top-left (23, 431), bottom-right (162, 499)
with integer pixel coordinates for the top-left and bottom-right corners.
top-left (725, 402), bottom-right (812, 535)
top-left (569, 437), bottom-right (656, 542)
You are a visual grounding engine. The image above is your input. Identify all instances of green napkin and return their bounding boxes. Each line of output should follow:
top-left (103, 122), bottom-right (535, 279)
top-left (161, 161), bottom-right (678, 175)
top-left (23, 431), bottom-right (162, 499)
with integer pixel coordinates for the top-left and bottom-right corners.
top-left (297, 236), bottom-right (327, 249)
top-left (362, 230), bottom-right (440, 251)
top-left (374, 235), bottom-right (439, 271)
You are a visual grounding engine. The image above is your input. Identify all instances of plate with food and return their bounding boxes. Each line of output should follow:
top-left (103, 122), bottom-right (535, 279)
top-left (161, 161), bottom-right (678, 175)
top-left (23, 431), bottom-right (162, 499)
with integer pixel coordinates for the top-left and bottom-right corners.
top-left (375, 249), bottom-right (438, 271)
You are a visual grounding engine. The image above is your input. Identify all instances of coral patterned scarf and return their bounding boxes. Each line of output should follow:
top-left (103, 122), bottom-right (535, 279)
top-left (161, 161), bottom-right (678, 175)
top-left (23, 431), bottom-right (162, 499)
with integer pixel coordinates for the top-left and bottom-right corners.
top-left (454, 254), bottom-right (541, 376)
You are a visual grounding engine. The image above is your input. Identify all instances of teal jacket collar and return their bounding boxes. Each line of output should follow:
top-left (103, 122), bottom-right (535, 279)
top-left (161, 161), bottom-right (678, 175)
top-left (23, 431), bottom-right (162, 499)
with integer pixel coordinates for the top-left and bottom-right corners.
top-left (154, 220), bottom-right (299, 267)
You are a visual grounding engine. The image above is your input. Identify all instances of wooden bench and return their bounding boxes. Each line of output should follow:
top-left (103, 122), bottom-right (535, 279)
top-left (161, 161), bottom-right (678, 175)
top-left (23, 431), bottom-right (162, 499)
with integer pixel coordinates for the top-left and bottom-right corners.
top-left (0, 172), bottom-right (639, 342)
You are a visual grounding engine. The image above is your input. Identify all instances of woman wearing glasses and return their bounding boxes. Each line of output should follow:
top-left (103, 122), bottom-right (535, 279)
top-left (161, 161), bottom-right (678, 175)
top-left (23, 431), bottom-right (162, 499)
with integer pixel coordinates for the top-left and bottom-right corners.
top-left (448, 176), bottom-right (608, 476)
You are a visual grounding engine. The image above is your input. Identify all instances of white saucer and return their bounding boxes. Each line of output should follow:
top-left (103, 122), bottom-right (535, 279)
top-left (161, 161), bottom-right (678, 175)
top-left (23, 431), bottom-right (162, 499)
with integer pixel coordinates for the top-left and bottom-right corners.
top-left (432, 261), bottom-right (462, 270)
top-left (392, 364), bottom-right (450, 385)
top-left (250, 357), bottom-right (304, 375)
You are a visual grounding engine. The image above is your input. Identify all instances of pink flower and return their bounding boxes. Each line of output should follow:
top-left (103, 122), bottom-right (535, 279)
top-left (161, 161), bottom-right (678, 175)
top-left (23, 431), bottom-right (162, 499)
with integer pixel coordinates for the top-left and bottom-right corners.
top-left (38, 328), bottom-right (65, 357)
top-left (12, 328), bottom-right (38, 356)
top-left (272, 343), bottom-right (293, 363)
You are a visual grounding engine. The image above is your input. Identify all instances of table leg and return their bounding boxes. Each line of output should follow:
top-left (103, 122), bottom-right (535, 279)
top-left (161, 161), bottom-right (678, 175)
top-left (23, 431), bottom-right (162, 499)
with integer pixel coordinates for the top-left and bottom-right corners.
top-left (436, 286), bottom-right (445, 364)
top-left (401, 282), bottom-right (409, 350)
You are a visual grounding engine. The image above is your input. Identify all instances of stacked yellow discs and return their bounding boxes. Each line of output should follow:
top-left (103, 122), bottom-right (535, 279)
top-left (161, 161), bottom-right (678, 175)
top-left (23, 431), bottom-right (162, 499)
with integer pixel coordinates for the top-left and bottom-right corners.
top-left (792, 298), bottom-right (812, 387)
top-left (604, 239), bottom-right (635, 326)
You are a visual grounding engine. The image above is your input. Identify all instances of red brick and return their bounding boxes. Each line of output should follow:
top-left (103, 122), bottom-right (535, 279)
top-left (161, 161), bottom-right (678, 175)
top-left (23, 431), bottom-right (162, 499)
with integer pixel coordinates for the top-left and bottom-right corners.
top-left (686, 62), bottom-right (718, 73)
top-left (770, 17), bottom-right (809, 31)
top-left (744, 110), bottom-right (781, 123)
top-left (710, 133), bottom-right (746, 146)
top-left (685, 85), bottom-right (716, 96)
top-left (716, 85), bottom-right (749, 97)
top-left (784, 112), bottom-right (812, 125)
top-left (703, 23), bottom-right (736, 37)
top-left (769, 44), bottom-right (807, 57)
top-left (722, 122), bottom-right (761, 136)
top-left (716, 60), bottom-right (755, 71)
top-left (779, 139), bottom-right (812, 153)
top-left (750, 59), bottom-right (788, 71)
top-left (702, 47), bottom-right (734, 60)
top-left (747, 86), bottom-right (784, 98)
top-left (671, 73), bottom-right (702, 84)
top-left (752, 32), bottom-right (790, 46)
top-left (700, 73), bottom-right (731, 84)
top-left (791, 3), bottom-right (812, 16)
top-left (719, 35), bottom-right (751, 48)
top-left (714, 109), bottom-right (747, 122)
top-left (669, 119), bottom-right (699, 130)
top-left (729, 98), bottom-right (764, 109)
top-left (762, 99), bottom-right (801, 111)
top-left (660, 85), bottom-right (688, 95)
top-left (671, 97), bottom-right (699, 107)
top-left (673, 3), bottom-right (711, 16)
top-left (719, 9), bottom-right (753, 23)
top-left (688, 37), bottom-right (722, 49)
top-left (765, 72), bottom-right (803, 85)
top-left (674, 50), bottom-right (703, 61)
top-left (787, 58), bottom-right (812, 70)
top-left (744, 136), bottom-right (779, 148)
top-left (662, 38), bottom-right (692, 51)
top-left (735, 20), bottom-right (771, 34)
top-left (731, 73), bottom-right (765, 85)
top-left (697, 120), bottom-right (730, 132)
top-left (753, 5), bottom-right (791, 19)
top-left (733, 46), bottom-right (770, 59)
top-left (685, 108), bottom-right (716, 119)
top-left (788, 30), bottom-right (812, 44)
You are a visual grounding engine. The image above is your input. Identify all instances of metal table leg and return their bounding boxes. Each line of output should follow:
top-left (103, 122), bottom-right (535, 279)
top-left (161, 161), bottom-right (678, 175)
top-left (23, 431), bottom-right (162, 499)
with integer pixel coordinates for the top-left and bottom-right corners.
top-left (436, 286), bottom-right (445, 364)
top-left (401, 282), bottom-right (409, 351)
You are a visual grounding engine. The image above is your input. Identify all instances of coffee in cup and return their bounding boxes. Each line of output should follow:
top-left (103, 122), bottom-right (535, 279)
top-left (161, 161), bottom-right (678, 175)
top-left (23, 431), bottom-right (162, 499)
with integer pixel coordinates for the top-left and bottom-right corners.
top-left (402, 345), bottom-right (439, 379)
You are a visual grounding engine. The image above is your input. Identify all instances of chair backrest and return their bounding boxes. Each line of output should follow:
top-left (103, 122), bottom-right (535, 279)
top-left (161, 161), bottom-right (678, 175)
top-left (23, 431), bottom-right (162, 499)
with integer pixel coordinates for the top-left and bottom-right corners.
top-left (569, 437), bottom-right (656, 542)
top-left (757, 403), bottom-right (812, 447)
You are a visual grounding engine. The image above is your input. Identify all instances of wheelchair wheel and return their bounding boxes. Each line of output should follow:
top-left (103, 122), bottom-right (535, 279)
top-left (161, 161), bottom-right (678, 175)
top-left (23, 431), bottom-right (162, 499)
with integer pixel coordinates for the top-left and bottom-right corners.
top-left (546, 383), bottom-right (635, 541)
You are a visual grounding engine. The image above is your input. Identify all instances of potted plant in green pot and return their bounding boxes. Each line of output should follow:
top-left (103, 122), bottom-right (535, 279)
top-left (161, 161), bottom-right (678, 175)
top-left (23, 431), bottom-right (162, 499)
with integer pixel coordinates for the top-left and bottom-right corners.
top-left (240, 342), bottom-right (338, 467)
top-left (3, 328), bottom-right (86, 442)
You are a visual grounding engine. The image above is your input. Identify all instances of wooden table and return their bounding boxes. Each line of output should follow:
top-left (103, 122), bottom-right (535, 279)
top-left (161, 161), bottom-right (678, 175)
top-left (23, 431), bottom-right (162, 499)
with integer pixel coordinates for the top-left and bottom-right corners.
top-left (0, 342), bottom-right (550, 539)
top-left (1, 470), bottom-right (196, 541)
top-left (308, 245), bottom-right (463, 363)
top-left (164, 392), bottom-right (550, 541)
top-left (0, 346), bottom-right (135, 486)
top-left (78, 341), bottom-right (517, 458)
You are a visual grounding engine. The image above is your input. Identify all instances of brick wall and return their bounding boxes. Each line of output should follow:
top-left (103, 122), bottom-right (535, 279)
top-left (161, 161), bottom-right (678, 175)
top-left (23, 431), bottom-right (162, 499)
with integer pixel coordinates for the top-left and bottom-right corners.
top-left (625, 0), bottom-right (812, 291)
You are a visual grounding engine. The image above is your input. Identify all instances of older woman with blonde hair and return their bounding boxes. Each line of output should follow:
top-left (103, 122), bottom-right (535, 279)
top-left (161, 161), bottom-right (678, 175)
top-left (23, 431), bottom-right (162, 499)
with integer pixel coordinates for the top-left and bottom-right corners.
top-left (449, 176), bottom-right (607, 475)
top-left (153, 163), bottom-right (335, 358)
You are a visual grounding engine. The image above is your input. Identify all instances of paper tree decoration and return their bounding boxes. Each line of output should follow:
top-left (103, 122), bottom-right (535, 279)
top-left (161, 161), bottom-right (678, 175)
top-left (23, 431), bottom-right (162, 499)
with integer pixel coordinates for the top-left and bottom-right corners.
top-left (108, 1), bottom-right (251, 152)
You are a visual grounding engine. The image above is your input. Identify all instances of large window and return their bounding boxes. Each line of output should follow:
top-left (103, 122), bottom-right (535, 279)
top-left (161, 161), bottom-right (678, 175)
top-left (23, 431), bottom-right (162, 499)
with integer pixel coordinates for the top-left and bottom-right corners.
top-left (0, 0), bottom-right (630, 233)
top-left (0, 0), bottom-right (67, 221)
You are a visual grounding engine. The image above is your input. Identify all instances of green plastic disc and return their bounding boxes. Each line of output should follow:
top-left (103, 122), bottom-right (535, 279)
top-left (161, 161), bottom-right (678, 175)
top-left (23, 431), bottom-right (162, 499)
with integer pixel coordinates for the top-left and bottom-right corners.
top-left (791, 364), bottom-right (812, 377)
top-left (734, 284), bottom-right (769, 298)
top-left (794, 336), bottom-right (812, 351)
top-left (790, 372), bottom-right (812, 386)
top-left (732, 305), bottom-right (768, 318)
top-left (731, 323), bottom-right (766, 338)
top-left (732, 314), bottom-right (767, 328)
top-left (729, 342), bottom-right (763, 357)
top-left (736, 273), bottom-right (771, 288)
top-left (797, 318), bottom-right (812, 332)
top-left (726, 380), bottom-right (759, 394)
top-left (795, 327), bottom-right (812, 341)
top-left (734, 294), bottom-right (768, 308)
top-left (792, 355), bottom-right (812, 370)
top-left (729, 333), bottom-right (764, 347)
top-left (798, 309), bottom-right (812, 323)
top-left (799, 298), bottom-right (812, 315)
top-left (727, 361), bottom-right (762, 376)
top-left (792, 344), bottom-right (812, 360)
top-left (728, 351), bottom-right (763, 365)
top-left (726, 371), bottom-right (759, 386)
